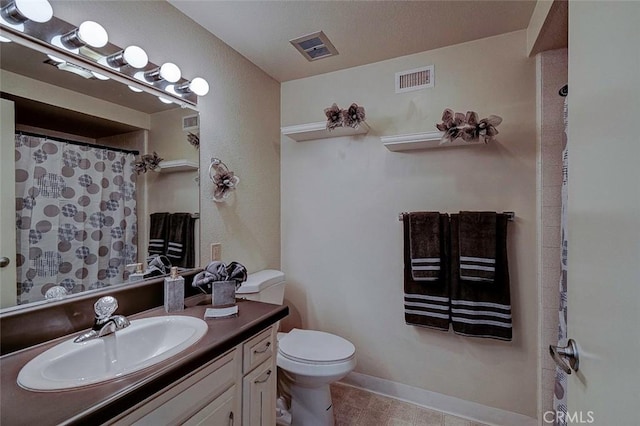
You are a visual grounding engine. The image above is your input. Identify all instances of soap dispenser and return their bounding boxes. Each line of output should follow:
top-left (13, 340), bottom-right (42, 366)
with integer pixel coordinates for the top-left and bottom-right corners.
top-left (164, 267), bottom-right (185, 313)
top-left (128, 263), bottom-right (145, 283)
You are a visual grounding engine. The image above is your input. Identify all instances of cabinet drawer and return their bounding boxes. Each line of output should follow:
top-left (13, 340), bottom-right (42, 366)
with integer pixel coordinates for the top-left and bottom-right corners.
top-left (112, 348), bottom-right (240, 425)
top-left (183, 385), bottom-right (237, 426)
top-left (242, 326), bottom-right (274, 374)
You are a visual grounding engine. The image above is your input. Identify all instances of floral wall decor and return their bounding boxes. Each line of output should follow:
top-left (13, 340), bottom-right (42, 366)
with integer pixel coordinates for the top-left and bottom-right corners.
top-left (324, 103), bottom-right (366, 130)
top-left (187, 132), bottom-right (200, 149)
top-left (209, 158), bottom-right (240, 202)
top-left (436, 108), bottom-right (502, 144)
top-left (134, 151), bottom-right (163, 174)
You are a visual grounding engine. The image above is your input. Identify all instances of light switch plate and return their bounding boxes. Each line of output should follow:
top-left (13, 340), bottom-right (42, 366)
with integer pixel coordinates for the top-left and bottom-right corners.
top-left (211, 243), bottom-right (221, 261)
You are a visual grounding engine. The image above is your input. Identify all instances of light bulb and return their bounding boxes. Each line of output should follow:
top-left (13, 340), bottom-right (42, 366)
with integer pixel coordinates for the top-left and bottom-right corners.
top-left (189, 77), bottom-right (209, 96)
top-left (158, 96), bottom-right (173, 104)
top-left (57, 20), bottom-right (108, 50)
top-left (12, 0), bottom-right (53, 23)
top-left (159, 63), bottom-right (181, 83)
top-left (46, 54), bottom-right (65, 63)
top-left (0, 35), bottom-right (11, 43)
top-left (77, 21), bottom-right (108, 48)
top-left (104, 45), bottom-right (148, 69)
top-left (91, 71), bottom-right (109, 80)
top-left (128, 85), bottom-right (143, 93)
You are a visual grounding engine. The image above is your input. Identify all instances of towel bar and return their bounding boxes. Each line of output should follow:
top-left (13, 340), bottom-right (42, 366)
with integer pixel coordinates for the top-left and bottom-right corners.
top-left (398, 211), bottom-right (515, 221)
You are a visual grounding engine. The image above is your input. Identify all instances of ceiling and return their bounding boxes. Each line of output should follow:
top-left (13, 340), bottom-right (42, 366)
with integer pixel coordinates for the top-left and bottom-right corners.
top-left (168, 0), bottom-right (537, 82)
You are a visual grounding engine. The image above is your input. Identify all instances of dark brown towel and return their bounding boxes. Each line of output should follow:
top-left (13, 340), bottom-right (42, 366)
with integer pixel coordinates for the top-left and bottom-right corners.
top-left (166, 213), bottom-right (196, 268)
top-left (403, 212), bottom-right (450, 331)
top-left (450, 213), bottom-right (512, 341)
top-left (409, 212), bottom-right (442, 281)
top-left (148, 212), bottom-right (169, 256)
top-left (459, 211), bottom-right (497, 283)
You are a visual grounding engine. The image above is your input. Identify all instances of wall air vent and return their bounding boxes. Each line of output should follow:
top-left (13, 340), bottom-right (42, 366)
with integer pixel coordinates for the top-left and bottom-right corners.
top-left (290, 31), bottom-right (339, 62)
top-left (182, 114), bottom-right (199, 131)
top-left (395, 65), bottom-right (435, 94)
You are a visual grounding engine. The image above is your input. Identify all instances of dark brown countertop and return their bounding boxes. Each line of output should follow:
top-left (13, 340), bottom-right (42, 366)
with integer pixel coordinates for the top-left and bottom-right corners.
top-left (0, 296), bottom-right (288, 426)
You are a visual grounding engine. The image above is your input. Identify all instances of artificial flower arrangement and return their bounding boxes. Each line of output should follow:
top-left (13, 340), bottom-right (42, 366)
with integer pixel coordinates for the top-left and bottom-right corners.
top-left (134, 152), bottom-right (163, 174)
top-left (324, 103), bottom-right (366, 130)
top-left (436, 108), bottom-right (502, 144)
top-left (209, 158), bottom-right (239, 202)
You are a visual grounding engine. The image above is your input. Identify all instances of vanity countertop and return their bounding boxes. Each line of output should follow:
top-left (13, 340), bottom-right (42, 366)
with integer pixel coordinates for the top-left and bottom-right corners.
top-left (0, 296), bottom-right (288, 426)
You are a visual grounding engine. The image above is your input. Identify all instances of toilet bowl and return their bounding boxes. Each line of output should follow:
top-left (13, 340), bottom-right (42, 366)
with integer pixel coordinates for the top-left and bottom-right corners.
top-left (236, 270), bottom-right (357, 426)
top-left (277, 329), bottom-right (356, 425)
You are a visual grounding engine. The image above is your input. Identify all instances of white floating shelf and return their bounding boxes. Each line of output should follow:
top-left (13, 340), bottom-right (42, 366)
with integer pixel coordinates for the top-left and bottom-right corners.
top-left (281, 121), bottom-right (370, 142)
top-left (381, 131), bottom-right (484, 152)
top-left (158, 159), bottom-right (199, 172)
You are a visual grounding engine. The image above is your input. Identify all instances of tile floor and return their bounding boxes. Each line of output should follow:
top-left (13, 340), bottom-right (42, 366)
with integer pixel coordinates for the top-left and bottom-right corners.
top-left (330, 383), bottom-right (489, 426)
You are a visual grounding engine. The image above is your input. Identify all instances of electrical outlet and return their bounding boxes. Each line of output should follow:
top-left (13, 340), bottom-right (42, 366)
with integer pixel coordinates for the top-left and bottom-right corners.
top-left (211, 243), bottom-right (222, 261)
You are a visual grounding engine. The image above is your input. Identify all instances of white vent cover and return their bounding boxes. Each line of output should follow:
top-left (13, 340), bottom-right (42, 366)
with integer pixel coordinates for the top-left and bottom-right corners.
top-left (182, 114), bottom-right (199, 131)
top-left (290, 31), bottom-right (339, 62)
top-left (395, 65), bottom-right (434, 93)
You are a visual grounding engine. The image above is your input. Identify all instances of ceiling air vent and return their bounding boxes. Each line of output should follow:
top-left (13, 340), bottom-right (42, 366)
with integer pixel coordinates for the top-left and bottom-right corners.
top-left (290, 31), bottom-right (339, 62)
top-left (395, 65), bottom-right (434, 94)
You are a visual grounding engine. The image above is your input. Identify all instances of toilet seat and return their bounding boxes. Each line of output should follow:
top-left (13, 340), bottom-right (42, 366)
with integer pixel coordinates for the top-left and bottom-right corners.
top-left (278, 329), bottom-right (355, 365)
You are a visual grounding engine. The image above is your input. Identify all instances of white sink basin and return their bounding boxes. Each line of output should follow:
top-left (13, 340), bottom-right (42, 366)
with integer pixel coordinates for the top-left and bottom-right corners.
top-left (18, 315), bottom-right (208, 391)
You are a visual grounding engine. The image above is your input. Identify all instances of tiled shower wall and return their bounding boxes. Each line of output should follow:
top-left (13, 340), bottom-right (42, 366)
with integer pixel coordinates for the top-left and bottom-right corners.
top-left (538, 48), bottom-right (568, 417)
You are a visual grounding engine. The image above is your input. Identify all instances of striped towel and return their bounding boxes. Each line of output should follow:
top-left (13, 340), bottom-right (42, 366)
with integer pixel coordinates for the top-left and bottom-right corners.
top-left (458, 212), bottom-right (497, 283)
top-left (403, 212), bottom-right (450, 331)
top-left (148, 212), bottom-right (169, 256)
top-left (409, 212), bottom-right (443, 281)
top-left (450, 213), bottom-right (512, 341)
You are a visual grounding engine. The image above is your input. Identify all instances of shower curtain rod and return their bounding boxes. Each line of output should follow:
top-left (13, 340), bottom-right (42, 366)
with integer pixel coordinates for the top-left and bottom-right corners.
top-left (17, 131), bottom-right (140, 156)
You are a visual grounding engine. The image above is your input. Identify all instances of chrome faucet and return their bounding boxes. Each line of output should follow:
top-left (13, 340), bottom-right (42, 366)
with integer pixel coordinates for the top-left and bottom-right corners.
top-left (74, 296), bottom-right (131, 343)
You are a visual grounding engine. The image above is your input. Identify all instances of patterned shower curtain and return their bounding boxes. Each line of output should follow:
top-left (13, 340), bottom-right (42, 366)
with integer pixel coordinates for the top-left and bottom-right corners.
top-left (553, 96), bottom-right (569, 425)
top-left (14, 134), bottom-right (137, 305)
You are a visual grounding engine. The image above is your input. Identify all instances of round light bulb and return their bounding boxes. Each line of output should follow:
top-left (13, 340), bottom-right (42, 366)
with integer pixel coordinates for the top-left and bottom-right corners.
top-left (189, 77), bottom-right (209, 96)
top-left (128, 85), bottom-right (143, 93)
top-left (14, 0), bottom-right (53, 23)
top-left (46, 54), bottom-right (65, 63)
top-left (91, 71), bottom-right (109, 80)
top-left (0, 35), bottom-right (11, 43)
top-left (77, 21), bottom-right (108, 48)
top-left (159, 62), bottom-right (181, 83)
top-left (158, 96), bottom-right (173, 104)
top-left (0, 15), bottom-right (24, 32)
top-left (122, 45), bottom-right (148, 69)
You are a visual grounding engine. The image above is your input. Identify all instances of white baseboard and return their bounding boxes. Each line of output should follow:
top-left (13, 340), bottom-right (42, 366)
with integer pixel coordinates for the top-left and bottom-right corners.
top-left (339, 372), bottom-right (537, 426)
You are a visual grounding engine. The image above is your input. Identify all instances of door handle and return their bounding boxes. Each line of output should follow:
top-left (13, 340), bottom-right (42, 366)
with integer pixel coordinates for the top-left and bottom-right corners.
top-left (0, 257), bottom-right (9, 268)
top-left (549, 339), bottom-right (580, 374)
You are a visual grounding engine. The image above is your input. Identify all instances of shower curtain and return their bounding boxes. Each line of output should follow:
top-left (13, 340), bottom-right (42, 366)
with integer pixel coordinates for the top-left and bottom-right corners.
top-left (14, 134), bottom-right (137, 305)
top-left (553, 95), bottom-right (569, 425)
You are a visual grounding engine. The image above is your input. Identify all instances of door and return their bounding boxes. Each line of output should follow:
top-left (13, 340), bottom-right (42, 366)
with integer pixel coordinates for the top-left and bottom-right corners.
top-left (0, 99), bottom-right (16, 308)
top-left (561, 2), bottom-right (640, 424)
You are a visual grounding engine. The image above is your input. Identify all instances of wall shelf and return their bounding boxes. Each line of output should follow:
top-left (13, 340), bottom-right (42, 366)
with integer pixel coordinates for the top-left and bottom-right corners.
top-left (381, 131), bottom-right (484, 152)
top-left (158, 159), bottom-right (199, 172)
top-left (281, 121), bottom-right (370, 142)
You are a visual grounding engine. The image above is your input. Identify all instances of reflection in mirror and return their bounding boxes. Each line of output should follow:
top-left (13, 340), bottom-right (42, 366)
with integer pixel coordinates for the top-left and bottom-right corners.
top-left (0, 39), bottom-right (200, 311)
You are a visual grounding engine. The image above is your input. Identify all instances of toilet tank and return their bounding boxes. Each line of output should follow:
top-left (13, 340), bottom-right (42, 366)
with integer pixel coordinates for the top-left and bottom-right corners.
top-left (236, 269), bottom-right (286, 305)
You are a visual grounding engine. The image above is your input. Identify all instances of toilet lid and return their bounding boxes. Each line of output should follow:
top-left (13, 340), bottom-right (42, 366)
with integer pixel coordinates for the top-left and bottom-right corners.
top-left (278, 329), bottom-right (355, 363)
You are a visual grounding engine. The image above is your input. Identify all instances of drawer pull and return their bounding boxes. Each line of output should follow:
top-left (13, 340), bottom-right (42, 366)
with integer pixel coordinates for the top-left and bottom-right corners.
top-left (229, 411), bottom-right (234, 426)
top-left (254, 369), bottom-right (272, 384)
top-left (253, 341), bottom-right (271, 354)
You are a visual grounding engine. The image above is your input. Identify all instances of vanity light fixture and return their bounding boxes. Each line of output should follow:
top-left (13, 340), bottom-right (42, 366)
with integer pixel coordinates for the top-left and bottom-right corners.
top-left (167, 77), bottom-right (210, 97)
top-left (51, 20), bottom-right (108, 53)
top-left (102, 45), bottom-right (148, 69)
top-left (0, 0), bottom-right (53, 30)
top-left (140, 62), bottom-right (181, 83)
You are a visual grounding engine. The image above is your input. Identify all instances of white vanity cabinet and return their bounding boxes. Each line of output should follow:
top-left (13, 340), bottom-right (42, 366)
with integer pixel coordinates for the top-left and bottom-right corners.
top-left (109, 325), bottom-right (276, 426)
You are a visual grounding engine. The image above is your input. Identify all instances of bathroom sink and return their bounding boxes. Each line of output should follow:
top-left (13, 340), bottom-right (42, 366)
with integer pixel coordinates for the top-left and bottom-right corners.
top-left (17, 316), bottom-right (208, 391)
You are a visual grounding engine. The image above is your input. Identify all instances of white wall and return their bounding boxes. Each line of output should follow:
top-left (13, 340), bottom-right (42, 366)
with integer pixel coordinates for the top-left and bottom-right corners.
top-left (281, 30), bottom-right (538, 417)
top-left (51, 0), bottom-right (281, 273)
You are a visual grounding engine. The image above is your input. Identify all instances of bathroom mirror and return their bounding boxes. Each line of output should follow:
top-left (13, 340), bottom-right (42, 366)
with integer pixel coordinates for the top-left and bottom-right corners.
top-left (0, 35), bottom-right (200, 310)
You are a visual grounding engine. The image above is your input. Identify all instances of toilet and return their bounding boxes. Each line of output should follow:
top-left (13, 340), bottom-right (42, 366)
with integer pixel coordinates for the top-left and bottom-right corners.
top-left (236, 270), bottom-right (356, 426)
